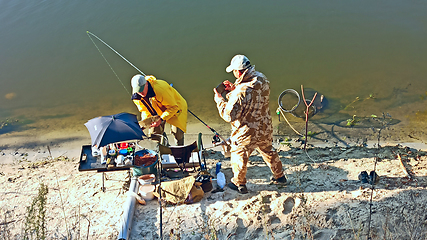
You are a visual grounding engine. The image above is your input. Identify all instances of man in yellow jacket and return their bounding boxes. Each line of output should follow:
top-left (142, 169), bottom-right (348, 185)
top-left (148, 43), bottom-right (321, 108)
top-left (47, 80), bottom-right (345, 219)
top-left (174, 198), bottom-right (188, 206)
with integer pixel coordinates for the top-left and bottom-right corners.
top-left (131, 74), bottom-right (187, 145)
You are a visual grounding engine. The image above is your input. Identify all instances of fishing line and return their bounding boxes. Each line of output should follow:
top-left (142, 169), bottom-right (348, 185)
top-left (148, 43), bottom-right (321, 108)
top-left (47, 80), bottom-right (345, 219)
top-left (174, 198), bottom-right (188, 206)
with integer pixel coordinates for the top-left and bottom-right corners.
top-left (87, 31), bottom-right (226, 143)
top-left (278, 89), bottom-right (301, 113)
top-left (87, 31), bottom-right (146, 77)
top-left (276, 107), bottom-right (303, 137)
top-left (87, 31), bottom-right (138, 96)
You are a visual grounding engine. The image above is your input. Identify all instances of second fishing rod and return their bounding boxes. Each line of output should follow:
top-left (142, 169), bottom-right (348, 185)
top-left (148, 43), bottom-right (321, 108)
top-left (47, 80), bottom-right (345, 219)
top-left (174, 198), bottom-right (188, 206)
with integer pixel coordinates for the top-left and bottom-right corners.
top-left (87, 31), bottom-right (228, 146)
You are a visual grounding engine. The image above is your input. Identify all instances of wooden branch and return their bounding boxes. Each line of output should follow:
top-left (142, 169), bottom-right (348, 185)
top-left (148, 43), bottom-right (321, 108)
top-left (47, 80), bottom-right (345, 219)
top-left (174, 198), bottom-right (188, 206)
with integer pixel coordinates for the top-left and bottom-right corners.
top-left (397, 154), bottom-right (412, 179)
top-left (0, 220), bottom-right (16, 225)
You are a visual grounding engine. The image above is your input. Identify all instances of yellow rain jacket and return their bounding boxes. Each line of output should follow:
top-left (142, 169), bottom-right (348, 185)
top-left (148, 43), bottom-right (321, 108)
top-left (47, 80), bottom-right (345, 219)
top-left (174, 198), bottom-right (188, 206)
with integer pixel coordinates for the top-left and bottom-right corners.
top-left (133, 75), bottom-right (187, 132)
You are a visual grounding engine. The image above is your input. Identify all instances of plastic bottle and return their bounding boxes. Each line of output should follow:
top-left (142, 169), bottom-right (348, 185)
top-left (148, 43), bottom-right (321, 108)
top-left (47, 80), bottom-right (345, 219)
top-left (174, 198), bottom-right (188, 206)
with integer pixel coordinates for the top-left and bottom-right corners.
top-left (100, 152), bottom-right (106, 164)
top-left (216, 162), bottom-right (225, 189)
top-left (217, 171), bottom-right (225, 189)
top-left (216, 162), bottom-right (222, 175)
top-left (91, 146), bottom-right (100, 157)
top-left (100, 146), bottom-right (107, 164)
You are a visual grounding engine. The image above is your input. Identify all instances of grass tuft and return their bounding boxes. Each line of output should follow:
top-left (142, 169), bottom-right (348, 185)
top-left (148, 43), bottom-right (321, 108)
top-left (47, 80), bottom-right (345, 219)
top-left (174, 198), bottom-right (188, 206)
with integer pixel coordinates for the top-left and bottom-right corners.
top-left (23, 183), bottom-right (48, 240)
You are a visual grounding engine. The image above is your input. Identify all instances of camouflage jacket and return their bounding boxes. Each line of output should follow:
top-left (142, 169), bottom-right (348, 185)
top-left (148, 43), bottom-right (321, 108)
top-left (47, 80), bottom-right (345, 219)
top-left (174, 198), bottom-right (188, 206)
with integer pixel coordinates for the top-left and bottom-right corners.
top-left (215, 66), bottom-right (273, 146)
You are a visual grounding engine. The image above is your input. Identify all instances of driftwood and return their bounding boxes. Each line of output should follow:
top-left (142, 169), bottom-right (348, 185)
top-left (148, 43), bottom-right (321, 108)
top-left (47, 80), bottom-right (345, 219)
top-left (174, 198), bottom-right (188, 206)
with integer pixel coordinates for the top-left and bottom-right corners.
top-left (397, 154), bottom-right (412, 179)
top-left (0, 220), bottom-right (15, 225)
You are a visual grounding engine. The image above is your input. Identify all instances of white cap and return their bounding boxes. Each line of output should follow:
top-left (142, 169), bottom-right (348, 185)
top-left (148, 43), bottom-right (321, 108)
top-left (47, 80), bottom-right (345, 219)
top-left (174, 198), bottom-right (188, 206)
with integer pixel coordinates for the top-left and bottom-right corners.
top-left (131, 74), bottom-right (146, 93)
top-left (226, 54), bottom-right (251, 73)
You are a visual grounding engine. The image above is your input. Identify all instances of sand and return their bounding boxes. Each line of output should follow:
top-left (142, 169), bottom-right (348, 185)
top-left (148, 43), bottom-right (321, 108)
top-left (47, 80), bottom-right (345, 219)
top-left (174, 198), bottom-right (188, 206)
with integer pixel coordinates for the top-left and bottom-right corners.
top-left (1, 126), bottom-right (427, 240)
top-left (1, 111), bottom-right (427, 240)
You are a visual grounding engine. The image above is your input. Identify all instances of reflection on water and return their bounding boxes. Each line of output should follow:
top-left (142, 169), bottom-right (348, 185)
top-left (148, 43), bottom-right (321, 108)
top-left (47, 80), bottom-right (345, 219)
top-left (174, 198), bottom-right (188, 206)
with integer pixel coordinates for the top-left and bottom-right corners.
top-left (1, 1), bottom-right (427, 143)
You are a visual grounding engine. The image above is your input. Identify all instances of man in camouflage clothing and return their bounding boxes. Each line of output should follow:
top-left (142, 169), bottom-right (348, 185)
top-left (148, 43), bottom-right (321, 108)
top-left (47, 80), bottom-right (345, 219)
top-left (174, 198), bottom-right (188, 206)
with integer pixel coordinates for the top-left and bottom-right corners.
top-left (213, 54), bottom-right (286, 194)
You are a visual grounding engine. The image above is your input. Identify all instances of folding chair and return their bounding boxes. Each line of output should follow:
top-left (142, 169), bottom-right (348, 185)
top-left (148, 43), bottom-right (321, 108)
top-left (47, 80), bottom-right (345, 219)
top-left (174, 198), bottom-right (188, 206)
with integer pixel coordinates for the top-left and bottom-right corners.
top-left (156, 136), bottom-right (206, 238)
top-left (159, 141), bottom-right (201, 172)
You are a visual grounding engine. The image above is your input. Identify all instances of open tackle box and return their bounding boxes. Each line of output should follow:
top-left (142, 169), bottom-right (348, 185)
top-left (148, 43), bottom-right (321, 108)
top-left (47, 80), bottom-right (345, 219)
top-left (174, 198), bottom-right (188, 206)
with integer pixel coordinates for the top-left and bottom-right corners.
top-left (78, 142), bottom-right (157, 173)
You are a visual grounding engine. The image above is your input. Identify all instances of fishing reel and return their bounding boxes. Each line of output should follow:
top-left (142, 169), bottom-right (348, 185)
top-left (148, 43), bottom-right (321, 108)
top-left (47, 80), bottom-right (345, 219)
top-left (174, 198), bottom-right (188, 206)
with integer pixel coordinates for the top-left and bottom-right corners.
top-left (212, 134), bottom-right (221, 144)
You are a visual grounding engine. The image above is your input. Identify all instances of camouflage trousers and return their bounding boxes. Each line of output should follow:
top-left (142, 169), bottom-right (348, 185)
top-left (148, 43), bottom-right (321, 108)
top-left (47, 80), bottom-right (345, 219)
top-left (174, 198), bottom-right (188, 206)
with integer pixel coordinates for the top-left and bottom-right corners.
top-left (230, 139), bottom-right (284, 186)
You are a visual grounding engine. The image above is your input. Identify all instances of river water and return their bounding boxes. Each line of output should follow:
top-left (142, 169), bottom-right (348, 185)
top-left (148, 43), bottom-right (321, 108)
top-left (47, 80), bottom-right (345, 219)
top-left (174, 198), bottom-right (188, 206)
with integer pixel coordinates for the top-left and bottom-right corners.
top-left (1, 1), bottom-right (427, 146)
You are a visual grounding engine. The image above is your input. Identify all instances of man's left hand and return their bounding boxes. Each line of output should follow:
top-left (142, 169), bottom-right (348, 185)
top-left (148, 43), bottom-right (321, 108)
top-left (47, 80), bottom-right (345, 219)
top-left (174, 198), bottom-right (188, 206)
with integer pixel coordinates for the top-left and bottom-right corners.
top-left (213, 88), bottom-right (223, 102)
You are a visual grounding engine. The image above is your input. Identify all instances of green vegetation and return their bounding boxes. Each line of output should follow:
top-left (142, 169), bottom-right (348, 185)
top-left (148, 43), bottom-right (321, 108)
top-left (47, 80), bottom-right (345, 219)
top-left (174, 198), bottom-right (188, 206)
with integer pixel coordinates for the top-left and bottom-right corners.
top-left (346, 115), bottom-right (358, 126)
top-left (344, 94), bottom-right (375, 110)
top-left (0, 119), bottom-right (18, 129)
top-left (23, 183), bottom-right (48, 240)
top-left (280, 137), bottom-right (292, 146)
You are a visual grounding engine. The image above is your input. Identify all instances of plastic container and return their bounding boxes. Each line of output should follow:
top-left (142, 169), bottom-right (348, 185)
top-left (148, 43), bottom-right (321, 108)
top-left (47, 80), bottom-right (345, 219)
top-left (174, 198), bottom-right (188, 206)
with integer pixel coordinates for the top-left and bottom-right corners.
top-left (132, 149), bottom-right (158, 176)
top-left (116, 155), bottom-right (125, 166)
top-left (217, 172), bottom-right (226, 189)
top-left (108, 149), bottom-right (117, 156)
top-left (119, 149), bottom-right (128, 156)
top-left (216, 162), bottom-right (222, 175)
top-left (139, 184), bottom-right (155, 200)
top-left (124, 158), bottom-right (132, 166)
top-left (138, 174), bottom-right (156, 185)
top-left (91, 147), bottom-right (100, 157)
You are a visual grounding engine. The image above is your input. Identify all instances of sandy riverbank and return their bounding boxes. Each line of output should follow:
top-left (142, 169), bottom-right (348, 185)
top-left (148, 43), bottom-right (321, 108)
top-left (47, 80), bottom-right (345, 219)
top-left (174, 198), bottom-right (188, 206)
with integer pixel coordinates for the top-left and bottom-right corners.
top-left (1, 110), bottom-right (427, 239)
top-left (1, 132), bottom-right (427, 239)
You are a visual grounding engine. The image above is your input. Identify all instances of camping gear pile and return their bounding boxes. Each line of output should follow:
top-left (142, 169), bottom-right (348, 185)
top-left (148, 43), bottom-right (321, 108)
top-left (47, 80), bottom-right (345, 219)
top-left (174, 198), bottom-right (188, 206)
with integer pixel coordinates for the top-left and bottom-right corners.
top-left (80, 112), bottom-right (215, 200)
top-left (98, 142), bottom-right (135, 167)
top-left (80, 111), bottom-right (216, 239)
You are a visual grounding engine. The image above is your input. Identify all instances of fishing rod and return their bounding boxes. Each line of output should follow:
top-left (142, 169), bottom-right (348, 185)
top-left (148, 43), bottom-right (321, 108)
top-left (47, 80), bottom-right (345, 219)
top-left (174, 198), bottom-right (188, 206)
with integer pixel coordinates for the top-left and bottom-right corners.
top-left (87, 31), bottom-right (146, 77)
top-left (188, 110), bottom-right (228, 145)
top-left (87, 31), bottom-right (228, 146)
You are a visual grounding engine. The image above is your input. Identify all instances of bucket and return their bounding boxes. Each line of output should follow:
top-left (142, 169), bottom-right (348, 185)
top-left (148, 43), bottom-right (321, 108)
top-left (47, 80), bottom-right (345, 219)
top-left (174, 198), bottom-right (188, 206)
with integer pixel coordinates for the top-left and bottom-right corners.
top-left (133, 149), bottom-right (158, 176)
top-left (139, 184), bottom-right (155, 200)
top-left (201, 181), bottom-right (213, 192)
top-left (196, 172), bottom-right (213, 193)
top-left (138, 174), bottom-right (156, 185)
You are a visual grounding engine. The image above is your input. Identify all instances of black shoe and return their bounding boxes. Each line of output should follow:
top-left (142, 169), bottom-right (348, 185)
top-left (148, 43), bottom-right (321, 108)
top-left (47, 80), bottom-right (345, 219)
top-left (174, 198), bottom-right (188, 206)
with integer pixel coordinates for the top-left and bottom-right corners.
top-left (358, 171), bottom-right (369, 183)
top-left (271, 176), bottom-right (287, 185)
top-left (227, 182), bottom-right (248, 194)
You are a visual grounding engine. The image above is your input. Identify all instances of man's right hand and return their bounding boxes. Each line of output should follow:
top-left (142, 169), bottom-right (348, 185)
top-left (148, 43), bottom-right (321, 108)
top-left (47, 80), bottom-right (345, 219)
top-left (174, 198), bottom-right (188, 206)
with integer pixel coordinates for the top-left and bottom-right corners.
top-left (150, 118), bottom-right (163, 128)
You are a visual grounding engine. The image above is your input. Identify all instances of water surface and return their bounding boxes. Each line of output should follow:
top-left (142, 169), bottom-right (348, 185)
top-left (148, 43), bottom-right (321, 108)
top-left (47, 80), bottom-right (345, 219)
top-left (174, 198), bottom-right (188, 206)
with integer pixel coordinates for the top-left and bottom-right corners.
top-left (1, 1), bottom-right (426, 145)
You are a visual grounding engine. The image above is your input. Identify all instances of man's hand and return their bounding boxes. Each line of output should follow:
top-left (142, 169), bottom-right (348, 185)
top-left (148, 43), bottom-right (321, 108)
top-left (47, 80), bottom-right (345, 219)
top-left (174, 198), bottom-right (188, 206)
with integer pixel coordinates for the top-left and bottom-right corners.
top-left (213, 88), bottom-right (224, 103)
top-left (150, 118), bottom-right (162, 128)
top-left (138, 122), bottom-right (146, 130)
top-left (223, 80), bottom-right (235, 91)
